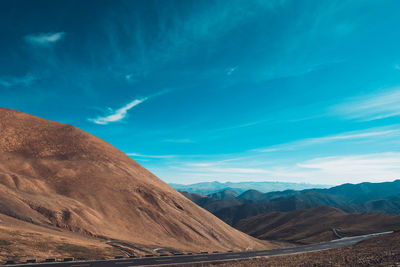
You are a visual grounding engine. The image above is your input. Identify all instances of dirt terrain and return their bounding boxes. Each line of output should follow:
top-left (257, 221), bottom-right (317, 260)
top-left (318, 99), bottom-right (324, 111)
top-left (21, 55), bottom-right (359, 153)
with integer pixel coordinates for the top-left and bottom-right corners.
top-left (171, 231), bottom-right (400, 267)
top-left (0, 214), bottom-right (121, 262)
top-left (0, 108), bottom-right (271, 260)
top-left (210, 231), bottom-right (400, 267)
top-left (236, 206), bottom-right (400, 244)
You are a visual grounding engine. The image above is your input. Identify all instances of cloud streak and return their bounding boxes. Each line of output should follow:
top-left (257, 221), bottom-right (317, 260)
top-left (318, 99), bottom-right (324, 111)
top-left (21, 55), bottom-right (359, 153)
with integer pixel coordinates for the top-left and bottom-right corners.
top-left (89, 89), bottom-right (169, 125)
top-left (24, 32), bottom-right (65, 46)
top-left (89, 97), bottom-right (148, 125)
top-left (166, 152), bottom-right (400, 185)
top-left (255, 128), bottom-right (399, 153)
top-left (0, 73), bottom-right (38, 87)
top-left (333, 87), bottom-right (400, 121)
top-left (297, 152), bottom-right (400, 184)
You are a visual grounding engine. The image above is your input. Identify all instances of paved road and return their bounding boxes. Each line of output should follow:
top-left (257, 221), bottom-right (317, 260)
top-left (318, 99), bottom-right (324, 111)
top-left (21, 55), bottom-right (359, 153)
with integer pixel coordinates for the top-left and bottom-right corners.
top-left (2, 231), bottom-right (393, 267)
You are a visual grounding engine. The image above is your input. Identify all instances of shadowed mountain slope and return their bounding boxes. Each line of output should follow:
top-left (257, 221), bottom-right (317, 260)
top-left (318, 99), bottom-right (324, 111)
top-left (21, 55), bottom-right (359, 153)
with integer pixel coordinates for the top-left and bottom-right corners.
top-left (209, 189), bottom-right (239, 200)
top-left (0, 108), bottom-right (270, 253)
top-left (182, 180), bottom-right (400, 226)
top-left (235, 206), bottom-right (400, 244)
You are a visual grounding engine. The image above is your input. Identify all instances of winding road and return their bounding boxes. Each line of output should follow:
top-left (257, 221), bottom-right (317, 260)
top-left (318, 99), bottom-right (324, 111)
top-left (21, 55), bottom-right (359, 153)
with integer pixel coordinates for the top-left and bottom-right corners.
top-left (1, 231), bottom-right (393, 267)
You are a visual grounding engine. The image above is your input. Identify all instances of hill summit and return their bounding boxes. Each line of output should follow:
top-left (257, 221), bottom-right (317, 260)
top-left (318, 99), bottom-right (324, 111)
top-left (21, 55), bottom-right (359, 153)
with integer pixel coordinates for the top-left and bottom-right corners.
top-left (0, 108), bottom-right (268, 253)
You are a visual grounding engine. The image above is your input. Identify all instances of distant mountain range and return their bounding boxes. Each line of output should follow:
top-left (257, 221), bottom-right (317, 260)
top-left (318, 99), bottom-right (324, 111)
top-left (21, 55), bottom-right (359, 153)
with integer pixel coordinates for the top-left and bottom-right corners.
top-left (169, 181), bottom-right (330, 195)
top-left (180, 180), bottom-right (400, 245)
top-left (181, 180), bottom-right (400, 226)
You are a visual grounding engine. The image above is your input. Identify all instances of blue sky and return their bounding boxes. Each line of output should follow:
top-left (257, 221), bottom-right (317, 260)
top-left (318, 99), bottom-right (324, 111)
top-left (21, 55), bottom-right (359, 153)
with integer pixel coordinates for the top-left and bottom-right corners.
top-left (1, 0), bottom-right (400, 185)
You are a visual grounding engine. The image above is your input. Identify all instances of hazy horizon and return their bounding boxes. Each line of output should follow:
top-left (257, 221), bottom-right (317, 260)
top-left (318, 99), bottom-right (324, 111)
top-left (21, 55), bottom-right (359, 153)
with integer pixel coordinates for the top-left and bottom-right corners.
top-left (1, 0), bottom-right (400, 185)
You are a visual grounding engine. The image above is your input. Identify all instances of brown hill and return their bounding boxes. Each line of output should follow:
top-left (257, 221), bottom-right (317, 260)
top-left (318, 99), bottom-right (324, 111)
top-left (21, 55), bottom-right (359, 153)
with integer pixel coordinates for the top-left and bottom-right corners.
top-left (0, 108), bottom-right (270, 256)
top-left (236, 206), bottom-right (400, 244)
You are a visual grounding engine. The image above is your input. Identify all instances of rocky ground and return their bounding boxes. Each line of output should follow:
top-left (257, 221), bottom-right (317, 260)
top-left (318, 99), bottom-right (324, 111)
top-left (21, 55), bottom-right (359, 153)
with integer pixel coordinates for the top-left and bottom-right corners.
top-left (182, 231), bottom-right (400, 267)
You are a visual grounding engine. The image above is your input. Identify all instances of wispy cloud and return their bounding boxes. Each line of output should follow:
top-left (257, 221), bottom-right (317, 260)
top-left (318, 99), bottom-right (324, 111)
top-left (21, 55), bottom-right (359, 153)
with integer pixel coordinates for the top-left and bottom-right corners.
top-left (297, 152), bottom-right (400, 184)
top-left (24, 32), bottom-right (65, 46)
top-left (394, 64), bottom-right (400, 71)
top-left (89, 98), bottom-right (147, 125)
top-left (226, 66), bottom-right (237, 76)
top-left (106, 1), bottom-right (287, 82)
top-left (168, 163), bottom-right (310, 183)
top-left (167, 152), bottom-right (400, 185)
top-left (260, 59), bottom-right (345, 83)
top-left (206, 167), bottom-right (270, 174)
top-left (0, 73), bottom-right (38, 87)
top-left (332, 87), bottom-right (400, 121)
top-left (186, 163), bottom-right (214, 167)
top-left (255, 128), bottom-right (400, 153)
top-left (89, 89), bottom-right (170, 125)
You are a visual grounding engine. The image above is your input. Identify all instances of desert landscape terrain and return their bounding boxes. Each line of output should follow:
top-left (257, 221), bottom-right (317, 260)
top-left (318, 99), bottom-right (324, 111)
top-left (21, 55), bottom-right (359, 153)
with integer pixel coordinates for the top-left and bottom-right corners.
top-left (203, 231), bottom-right (400, 267)
top-left (0, 108), bottom-right (273, 262)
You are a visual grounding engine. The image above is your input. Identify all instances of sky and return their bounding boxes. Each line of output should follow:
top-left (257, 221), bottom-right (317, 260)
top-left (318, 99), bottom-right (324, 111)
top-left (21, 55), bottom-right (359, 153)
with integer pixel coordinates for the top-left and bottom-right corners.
top-left (1, 0), bottom-right (400, 185)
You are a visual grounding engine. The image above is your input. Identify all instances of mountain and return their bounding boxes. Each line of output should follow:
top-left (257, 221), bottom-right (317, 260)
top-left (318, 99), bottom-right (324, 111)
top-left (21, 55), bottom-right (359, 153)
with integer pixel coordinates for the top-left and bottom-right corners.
top-left (321, 180), bottom-right (400, 204)
top-left (209, 189), bottom-right (239, 200)
top-left (235, 206), bottom-right (400, 244)
top-left (182, 180), bottom-right (400, 226)
top-left (169, 181), bottom-right (330, 195)
top-left (179, 191), bottom-right (243, 214)
top-left (0, 108), bottom-right (270, 257)
top-left (348, 195), bottom-right (400, 214)
top-left (237, 189), bottom-right (266, 201)
top-left (237, 180), bottom-right (400, 205)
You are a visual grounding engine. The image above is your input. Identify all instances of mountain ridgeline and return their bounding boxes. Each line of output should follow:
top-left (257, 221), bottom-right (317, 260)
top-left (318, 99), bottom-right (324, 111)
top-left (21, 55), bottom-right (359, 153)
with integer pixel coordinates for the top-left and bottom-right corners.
top-left (181, 180), bottom-right (400, 226)
top-left (170, 181), bottom-right (330, 195)
top-left (0, 108), bottom-right (271, 256)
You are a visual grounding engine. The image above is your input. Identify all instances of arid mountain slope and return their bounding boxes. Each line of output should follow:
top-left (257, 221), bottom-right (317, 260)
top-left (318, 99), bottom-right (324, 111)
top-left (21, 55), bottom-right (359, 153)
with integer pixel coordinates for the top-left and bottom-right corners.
top-left (236, 206), bottom-right (400, 244)
top-left (0, 108), bottom-right (269, 253)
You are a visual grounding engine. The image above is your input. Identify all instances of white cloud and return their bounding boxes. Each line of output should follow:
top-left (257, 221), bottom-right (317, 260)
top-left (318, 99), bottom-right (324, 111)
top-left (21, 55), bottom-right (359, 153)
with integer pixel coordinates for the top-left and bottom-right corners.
top-left (167, 163), bottom-right (311, 184)
top-left (207, 167), bottom-right (270, 174)
top-left (297, 152), bottom-right (400, 184)
top-left (0, 73), bottom-right (37, 87)
top-left (134, 125), bottom-right (400, 185)
top-left (89, 98), bottom-right (147, 125)
top-left (255, 128), bottom-right (399, 152)
top-left (24, 32), bottom-right (65, 46)
top-left (297, 129), bottom-right (399, 147)
top-left (394, 64), bottom-right (400, 71)
top-left (186, 163), bottom-right (214, 167)
top-left (89, 90), bottom-right (169, 125)
top-left (171, 152), bottom-right (400, 185)
top-left (333, 87), bottom-right (400, 121)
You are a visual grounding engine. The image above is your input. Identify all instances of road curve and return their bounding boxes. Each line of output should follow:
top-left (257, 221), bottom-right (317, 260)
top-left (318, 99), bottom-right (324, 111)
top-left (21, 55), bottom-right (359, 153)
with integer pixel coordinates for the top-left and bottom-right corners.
top-left (1, 231), bottom-right (393, 267)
